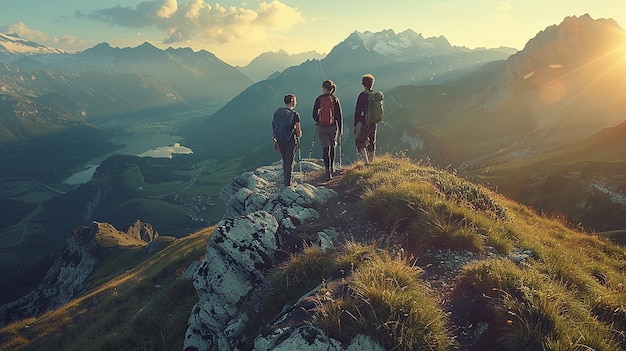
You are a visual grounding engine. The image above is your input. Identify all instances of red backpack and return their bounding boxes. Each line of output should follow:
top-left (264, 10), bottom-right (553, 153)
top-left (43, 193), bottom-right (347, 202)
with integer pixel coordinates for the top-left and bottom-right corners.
top-left (317, 94), bottom-right (335, 126)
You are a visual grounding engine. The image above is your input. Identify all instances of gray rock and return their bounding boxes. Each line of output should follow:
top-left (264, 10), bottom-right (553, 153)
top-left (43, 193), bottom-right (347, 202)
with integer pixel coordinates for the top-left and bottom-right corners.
top-left (184, 161), bottom-right (348, 351)
top-left (317, 227), bottom-right (340, 253)
top-left (185, 211), bottom-right (280, 350)
top-left (254, 325), bottom-right (344, 351)
top-left (346, 334), bottom-right (386, 351)
top-left (220, 161), bottom-right (325, 218)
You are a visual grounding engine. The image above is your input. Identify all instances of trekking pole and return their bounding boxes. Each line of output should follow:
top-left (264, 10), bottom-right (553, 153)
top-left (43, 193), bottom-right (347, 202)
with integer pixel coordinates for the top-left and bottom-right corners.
top-left (354, 129), bottom-right (360, 163)
top-left (338, 131), bottom-right (342, 171)
top-left (308, 125), bottom-right (319, 160)
top-left (298, 137), bottom-right (303, 184)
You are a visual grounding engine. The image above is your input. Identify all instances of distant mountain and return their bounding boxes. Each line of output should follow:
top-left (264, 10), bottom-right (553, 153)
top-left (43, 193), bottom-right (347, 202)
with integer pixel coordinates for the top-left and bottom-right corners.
top-left (237, 49), bottom-right (326, 82)
top-left (182, 29), bottom-right (516, 160)
top-left (0, 62), bottom-right (182, 145)
top-left (59, 42), bottom-right (253, 104)
top-left (0, 39), bottom-right (254, 144)
top-left (0, 32), bottom-right (67, 57)
top-left (1, 38), bottom-right (253, 107)
top-left (441, 14), bottom-right (626, 167)
top-left (375, 14), bottom-right (626, 231)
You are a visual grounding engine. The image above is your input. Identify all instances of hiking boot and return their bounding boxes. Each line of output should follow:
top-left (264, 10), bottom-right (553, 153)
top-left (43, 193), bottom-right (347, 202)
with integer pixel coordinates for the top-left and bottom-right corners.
top-left (326, 171), bottom-right (333, 180)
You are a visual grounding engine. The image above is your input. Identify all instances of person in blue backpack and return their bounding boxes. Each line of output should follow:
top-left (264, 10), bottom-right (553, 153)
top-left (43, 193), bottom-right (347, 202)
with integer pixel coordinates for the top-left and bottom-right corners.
top-left (312, 80), bottom-right (343, 180)
top-left (273, 94), bottom-right (302, 187)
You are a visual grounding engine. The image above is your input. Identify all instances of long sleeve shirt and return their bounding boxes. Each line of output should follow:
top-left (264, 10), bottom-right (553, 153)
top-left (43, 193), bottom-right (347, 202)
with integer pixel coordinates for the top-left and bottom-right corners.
top-left (354, 90), bottom-right (371, 127)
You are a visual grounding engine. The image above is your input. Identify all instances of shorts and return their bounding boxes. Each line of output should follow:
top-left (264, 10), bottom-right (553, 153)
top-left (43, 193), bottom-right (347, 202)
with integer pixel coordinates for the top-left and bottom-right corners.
top-left (355, 123), bottom-right (377, 151)
top-left (317, 124), bottom-right (338, 148)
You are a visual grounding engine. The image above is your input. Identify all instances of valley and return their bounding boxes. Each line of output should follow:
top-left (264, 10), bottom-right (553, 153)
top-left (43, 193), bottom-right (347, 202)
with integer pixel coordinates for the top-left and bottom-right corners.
top-left (0, 103), bottom-right (255, 304)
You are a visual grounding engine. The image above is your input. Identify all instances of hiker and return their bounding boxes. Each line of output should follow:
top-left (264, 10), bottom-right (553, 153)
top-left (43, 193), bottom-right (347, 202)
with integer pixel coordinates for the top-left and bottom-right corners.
top-left (312, 79), bottom-right (343, 180)
top-left (353, 73), bottom-right (378, 164)
top-left (272, 94), bottom-right (302, 187)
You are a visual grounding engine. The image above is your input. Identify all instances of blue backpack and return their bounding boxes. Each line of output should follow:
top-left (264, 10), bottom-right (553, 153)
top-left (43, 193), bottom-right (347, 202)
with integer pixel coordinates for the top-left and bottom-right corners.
top-left (272, 108), bottom-right (295, 142)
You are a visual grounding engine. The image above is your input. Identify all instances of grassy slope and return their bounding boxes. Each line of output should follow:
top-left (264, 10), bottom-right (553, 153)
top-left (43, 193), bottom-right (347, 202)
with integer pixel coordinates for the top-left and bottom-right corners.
top-left (2, 155), bottom-right (626, 350)
top-left (465, 120), bottom-right (626, 232)
top-left (0, 227), bottom-right (213, 351)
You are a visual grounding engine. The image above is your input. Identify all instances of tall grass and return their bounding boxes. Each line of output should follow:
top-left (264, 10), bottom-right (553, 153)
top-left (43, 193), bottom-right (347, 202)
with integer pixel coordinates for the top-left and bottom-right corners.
top-left (265, 239), bottom-right (454, 350)
top-left (313, 245), bottom-right (454, 351)
top-left (355, 155), bottom-right (510, 254)
top-left (338, 155), bottom-right (626, 349)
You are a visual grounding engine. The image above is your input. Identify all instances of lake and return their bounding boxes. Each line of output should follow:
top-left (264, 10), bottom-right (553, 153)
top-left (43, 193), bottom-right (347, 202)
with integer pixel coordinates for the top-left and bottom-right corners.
top-left (63, 137), bottom-right (193, 185)
top-left (62, 105), bottom-right (221, 185)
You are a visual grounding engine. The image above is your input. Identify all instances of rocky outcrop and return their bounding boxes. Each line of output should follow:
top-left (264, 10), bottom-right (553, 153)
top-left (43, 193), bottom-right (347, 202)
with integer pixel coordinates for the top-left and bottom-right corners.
top-left (125, 219), bottom-right (159, 243)
top-left (0, 220), bottom-right (157, 327)
top-left (184, 162), bottom-right (383, 350)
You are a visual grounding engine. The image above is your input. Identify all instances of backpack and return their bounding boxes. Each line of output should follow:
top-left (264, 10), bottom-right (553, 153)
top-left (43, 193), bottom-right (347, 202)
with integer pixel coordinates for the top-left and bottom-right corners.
top-left (272, 108), bottom-right (295, 142)
top-left (317, 94), bottom-right (335, 126)
top-left (365, 91), bottom-right (384, 125)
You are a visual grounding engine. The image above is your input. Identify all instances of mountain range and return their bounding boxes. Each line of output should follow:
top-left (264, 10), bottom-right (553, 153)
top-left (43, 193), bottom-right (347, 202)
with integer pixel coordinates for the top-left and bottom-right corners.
top-left (0, 37), bottom-right (253, 145)
top-left (181, 14), bottom-right (626, 231)
top-left (182, 28), bottom-right (516, 160)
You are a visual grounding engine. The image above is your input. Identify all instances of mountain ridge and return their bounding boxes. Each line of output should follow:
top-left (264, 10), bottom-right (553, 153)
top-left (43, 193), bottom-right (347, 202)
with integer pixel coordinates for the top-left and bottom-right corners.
top-left (0, 220), bottom-right (161, 326)
top-left (237, 49), bottom-right (326, 82)
top-left (377, 14), bottom-right (626, 231)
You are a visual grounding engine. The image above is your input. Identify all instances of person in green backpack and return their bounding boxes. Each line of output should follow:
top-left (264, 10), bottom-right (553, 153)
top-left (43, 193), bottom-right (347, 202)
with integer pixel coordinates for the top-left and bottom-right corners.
top-left (353, 73), bottom-right (383, 164)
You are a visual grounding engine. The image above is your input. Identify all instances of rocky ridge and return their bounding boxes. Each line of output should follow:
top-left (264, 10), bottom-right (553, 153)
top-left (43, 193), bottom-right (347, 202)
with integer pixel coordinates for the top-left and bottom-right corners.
top-left (184, 161), bottom-right (388, 351)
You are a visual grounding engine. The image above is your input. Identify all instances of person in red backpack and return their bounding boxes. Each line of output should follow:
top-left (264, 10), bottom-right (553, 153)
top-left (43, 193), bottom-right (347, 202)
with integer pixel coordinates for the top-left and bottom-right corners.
top-left (353, 74), bottom-right (376, 165)
top-left (312, 79), bottom-right (343, 180)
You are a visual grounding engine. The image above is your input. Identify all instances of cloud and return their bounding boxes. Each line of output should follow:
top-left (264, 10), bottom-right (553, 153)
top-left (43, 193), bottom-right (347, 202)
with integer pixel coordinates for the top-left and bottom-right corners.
top-left (156, 0), bottom-right (178, 19)
top-left (52, 35), bottom-right (79, 46)
top-left (0, 22), bottom-right (49, 43)
top-left (0, 22), bottom-right (82, 49)
top-left (82, 0), bottom-right (304, 45)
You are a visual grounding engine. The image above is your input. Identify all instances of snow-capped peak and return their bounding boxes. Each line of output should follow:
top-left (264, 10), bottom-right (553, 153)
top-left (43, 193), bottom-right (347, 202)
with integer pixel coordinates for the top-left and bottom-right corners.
top-left (0, 32), bottom-right (68, 55)
top-left (348, 29), bottom-right (451, 57)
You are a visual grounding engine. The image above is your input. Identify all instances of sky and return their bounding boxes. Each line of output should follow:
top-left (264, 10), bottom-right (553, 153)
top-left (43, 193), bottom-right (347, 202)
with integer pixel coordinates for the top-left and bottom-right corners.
top-left (0, 1), bottom-right (624, 66)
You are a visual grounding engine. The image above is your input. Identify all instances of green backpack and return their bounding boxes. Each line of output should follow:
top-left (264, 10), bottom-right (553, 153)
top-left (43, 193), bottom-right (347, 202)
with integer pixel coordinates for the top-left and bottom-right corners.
top-left (365, 90), bottom-right (384, 125)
